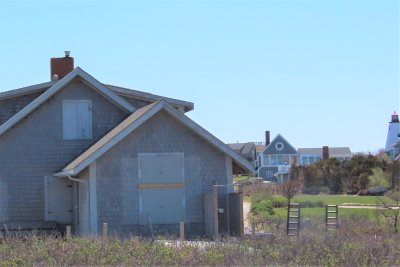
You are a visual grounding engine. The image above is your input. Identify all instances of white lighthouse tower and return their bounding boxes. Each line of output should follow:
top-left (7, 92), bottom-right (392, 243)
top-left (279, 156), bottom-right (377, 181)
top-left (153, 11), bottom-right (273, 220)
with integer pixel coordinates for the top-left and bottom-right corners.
top-left (385, 111), bottom-right (400, 152)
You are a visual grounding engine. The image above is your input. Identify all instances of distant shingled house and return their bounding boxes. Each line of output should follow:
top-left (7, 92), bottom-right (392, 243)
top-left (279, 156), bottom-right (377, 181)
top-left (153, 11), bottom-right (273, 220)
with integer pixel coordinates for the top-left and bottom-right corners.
top-left (297, 146), bottom-right (353, 165)
top-left (227, 142), bottom-right (257, 168)
top-left (0, 53), bottom-right (254, 236)
top-left (257, 132), bottom-right (297, 183)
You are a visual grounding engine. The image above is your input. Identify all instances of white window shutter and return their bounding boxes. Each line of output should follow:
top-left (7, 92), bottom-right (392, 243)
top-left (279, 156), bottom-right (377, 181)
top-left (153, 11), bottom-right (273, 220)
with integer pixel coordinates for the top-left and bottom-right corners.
top-left (63, 100), bottom-right (92, 140)
top-left (63, 102), bottom-right (78, 139)
top-left (78, 102), bottom-right (92, 139)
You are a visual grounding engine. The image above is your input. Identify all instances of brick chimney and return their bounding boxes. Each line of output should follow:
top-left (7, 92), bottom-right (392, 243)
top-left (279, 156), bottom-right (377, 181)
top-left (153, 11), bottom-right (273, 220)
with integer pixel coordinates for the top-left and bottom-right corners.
top-left (265, 131), bottom-right (270, 146)
top-left (50, 51), bottom-right (74, 80)
top-left (322, 146), bottom-right (329, 160)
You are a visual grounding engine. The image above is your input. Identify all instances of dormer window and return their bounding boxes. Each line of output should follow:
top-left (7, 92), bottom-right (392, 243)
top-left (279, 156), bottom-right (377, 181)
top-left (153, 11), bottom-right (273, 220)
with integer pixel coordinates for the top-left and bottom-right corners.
top-left (62, 100), bottom-right (92, 140)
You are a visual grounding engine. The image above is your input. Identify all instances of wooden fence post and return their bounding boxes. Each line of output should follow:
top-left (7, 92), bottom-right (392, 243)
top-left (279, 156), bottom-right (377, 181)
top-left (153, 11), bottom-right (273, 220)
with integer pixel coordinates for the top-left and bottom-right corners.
top-left (180, 222), bottom-right (185, 241)
top-left (66, 225), bottom-right (71, 239)
top-left (204, 186), bottom-right (219, 239)
top-left (212, 186), bottom-right (218, 239)
top-left (228, 192), bottom-right (244, 236)
top-left (102, 223), bottom-right (108, 239)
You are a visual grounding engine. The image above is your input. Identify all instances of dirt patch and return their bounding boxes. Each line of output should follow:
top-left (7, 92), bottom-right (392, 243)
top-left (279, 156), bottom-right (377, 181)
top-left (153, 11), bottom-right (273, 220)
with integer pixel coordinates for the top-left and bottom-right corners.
top-left (243, 201), bottom-right (251, 229)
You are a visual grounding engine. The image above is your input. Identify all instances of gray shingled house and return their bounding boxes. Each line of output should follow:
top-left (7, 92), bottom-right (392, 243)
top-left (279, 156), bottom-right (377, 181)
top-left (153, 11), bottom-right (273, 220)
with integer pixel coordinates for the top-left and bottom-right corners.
top-left (227, 142), bottom-right (257, 167)
top-left (0, 54), bottom-right (254, 236)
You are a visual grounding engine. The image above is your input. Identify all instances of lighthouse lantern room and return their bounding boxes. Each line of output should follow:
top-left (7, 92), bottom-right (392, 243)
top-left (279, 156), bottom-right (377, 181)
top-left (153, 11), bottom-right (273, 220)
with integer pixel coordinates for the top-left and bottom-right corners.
top-left (385, 111), bottom-right (400, 152)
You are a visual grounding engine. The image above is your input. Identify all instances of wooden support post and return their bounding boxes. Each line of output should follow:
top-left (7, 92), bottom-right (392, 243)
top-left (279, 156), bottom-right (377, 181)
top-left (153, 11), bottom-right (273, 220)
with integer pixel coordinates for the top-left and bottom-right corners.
top-left (102, 222), bottom-right (108, 239)
top-left (180, 222), bottom-right (185, 241)
top-left (204, 186), bottom-right (219, 240)
top-left (66, 225), bottom-right (71, 239)
top-left (251, 221), bottom-right (256, 237)
top-left (212, 186), bottom-right (219, 240)
top-left (228, 192), bottom-right (243, 236)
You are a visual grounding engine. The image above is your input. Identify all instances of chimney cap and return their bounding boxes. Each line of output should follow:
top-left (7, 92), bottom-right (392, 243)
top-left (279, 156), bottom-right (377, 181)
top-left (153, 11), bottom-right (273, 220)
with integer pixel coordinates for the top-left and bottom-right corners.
top-left (64, 51), bottom-right (71, 57)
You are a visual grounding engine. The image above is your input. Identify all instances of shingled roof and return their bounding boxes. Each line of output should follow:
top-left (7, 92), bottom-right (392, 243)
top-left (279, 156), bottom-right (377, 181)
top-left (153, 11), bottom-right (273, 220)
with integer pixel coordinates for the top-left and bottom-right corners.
top-left (298, 147), bottom-right (352, 155)
top-left (0, 67), bottom-right (135, 136)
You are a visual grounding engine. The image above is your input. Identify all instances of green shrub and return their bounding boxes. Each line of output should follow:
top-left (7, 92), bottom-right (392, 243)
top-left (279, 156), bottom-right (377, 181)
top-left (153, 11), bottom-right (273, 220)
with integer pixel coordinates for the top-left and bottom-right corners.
top-left (250, 195), bottom-right (288, 220)
top-left (251, 199), bottom-right (275, 216)
top-left (270, 196), bottom-right (287, 208)
top-left (250, 190), bottom-right (270, 206)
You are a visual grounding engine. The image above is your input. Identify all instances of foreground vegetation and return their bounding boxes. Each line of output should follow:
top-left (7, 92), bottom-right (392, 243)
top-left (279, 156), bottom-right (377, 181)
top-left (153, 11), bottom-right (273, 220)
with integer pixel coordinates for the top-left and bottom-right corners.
top-left (0, 226), bottom-right (399, 266)
top-left (1, 192), bottom-right (398, 266)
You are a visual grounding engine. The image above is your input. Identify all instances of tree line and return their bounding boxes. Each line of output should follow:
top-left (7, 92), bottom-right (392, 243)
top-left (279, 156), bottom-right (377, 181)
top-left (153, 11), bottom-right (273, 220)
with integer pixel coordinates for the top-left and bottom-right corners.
top-left (289, 153), bottom-right (400, 195)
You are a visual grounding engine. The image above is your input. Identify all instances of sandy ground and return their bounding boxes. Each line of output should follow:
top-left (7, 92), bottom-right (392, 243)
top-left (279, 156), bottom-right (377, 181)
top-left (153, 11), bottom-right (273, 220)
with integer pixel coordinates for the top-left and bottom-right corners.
top-left (243, 201), bottom-right (251, 229)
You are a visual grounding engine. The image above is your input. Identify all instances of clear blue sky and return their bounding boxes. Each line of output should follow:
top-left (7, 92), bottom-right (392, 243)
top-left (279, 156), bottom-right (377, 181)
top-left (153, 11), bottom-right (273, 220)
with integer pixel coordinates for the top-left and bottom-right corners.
top-left (0, 0), bottom-right (398, 153)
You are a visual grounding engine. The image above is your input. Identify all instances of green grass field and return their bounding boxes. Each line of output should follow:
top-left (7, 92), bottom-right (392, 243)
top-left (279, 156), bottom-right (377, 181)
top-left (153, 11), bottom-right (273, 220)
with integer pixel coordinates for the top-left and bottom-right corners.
top-left (250, 194), bottom-right (395, 225)
top-left (233, 175), bottom-right (249, 183)
top-left (291, 194), bottom-right (390, 205)
top-left (274, 207), bottom-right (380, 220)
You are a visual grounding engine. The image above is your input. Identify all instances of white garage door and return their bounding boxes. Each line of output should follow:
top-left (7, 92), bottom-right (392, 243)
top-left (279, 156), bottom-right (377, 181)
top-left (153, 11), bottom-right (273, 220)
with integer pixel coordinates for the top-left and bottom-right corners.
top-left (138, 153), bottom-right (185, 225)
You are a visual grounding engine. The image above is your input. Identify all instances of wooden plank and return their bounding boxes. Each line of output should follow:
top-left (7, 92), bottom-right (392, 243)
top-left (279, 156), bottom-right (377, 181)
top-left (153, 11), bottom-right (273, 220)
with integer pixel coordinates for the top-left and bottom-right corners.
top-left (180, 222), bottom-right (185, 241)
top-left (204, 188), bottom-right (219, 239)
top-left (204, 192), bottom-right (213, 238)
top-left (228, 192), bottom-right (244, 237)
top-left (138, 183), bottom-right (185, 189)
top-left (102, 223), bottom-right (108, 239)
top-left (212, 186), bottom-right (218, 239)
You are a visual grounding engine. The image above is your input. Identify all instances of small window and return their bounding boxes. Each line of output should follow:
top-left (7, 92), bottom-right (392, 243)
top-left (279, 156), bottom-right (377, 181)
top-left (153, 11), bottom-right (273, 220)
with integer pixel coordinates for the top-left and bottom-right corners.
top-left (63, 100), bottom-right (92, 140)
top-left (270, 155), bottom-right (277, 165)
top-left (302, 157), bottom-right (308, 165)
top-left (283, 155), bottom-right (289, 165)
top-left (277, 155), bottom-right (284, 165)
top-left (290, 155), bottom-right (297, 165)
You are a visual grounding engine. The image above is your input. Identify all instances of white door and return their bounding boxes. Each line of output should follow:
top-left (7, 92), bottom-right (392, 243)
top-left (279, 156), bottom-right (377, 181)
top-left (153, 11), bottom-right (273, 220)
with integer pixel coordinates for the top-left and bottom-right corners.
top-left (44, 176), bottom-right (72, 224)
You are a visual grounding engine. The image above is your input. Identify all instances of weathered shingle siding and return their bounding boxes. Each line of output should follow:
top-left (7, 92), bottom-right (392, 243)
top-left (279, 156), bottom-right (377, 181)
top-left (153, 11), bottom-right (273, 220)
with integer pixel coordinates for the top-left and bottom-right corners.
top-left (0, 79), bottom-right (128, 224)
top-left (258, 166), bottom-right (278, 182)
top-left (263, 135), bottom-right (297, 155)
top-left (95, 111), bottom-right (227, 235)
top-left (0, 92), bottom-right (44, 125)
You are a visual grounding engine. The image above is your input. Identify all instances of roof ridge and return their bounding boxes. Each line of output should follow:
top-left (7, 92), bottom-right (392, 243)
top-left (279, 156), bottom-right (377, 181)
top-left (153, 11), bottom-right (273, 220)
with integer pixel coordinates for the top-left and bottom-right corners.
top-left (0, 67), bottom-right (135, 136)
